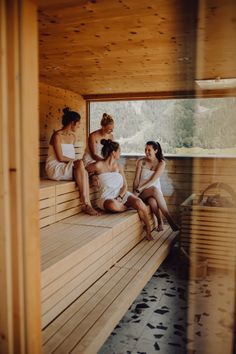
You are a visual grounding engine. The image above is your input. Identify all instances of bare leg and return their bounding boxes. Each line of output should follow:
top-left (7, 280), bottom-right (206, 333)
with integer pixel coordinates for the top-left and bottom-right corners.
top-left (73, 160), bottom-right (99, 215)
top-left (125, 195), bottom-right (153, 240)
top-left (103, 199), bottom-right (127, 213)
top-left (140, 187), bottom-right (179, 231)
top-left (147, 197), bottom-right (163, 231)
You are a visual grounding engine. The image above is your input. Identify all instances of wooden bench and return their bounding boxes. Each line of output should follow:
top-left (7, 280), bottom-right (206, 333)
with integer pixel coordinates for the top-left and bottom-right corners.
top-left (39, 179), bottom-right (100, 228)
top-left (40, 208), bottom-right (155, 327)
top-left (42, 225), bottom-right (178, 353)
top-left (39, 142), bottom-right (179, 353)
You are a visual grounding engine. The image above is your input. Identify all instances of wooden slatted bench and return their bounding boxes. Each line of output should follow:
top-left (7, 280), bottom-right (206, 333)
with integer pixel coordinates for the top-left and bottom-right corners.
top-left (42, 225), bottom-right (178, 354)
top-left (40, 179), bottom-right (100, 228)
top-left (39, 144), bottom-right (179, 353)
top-left (40, 209), bottom-right (155, 328)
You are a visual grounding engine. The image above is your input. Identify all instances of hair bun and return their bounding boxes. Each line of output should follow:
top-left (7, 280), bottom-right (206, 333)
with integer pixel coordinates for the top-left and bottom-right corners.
top-left (101, 139), bottom-right (112, 146)
top-left (63, 107), bottom-right (70, 114)
top-left (103, 113), bottom-right (108, 118)
top-left (101, 139), bottom-right (107, 146)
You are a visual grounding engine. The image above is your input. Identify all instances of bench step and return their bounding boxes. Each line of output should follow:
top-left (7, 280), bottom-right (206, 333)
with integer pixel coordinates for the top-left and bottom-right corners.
top-left (42, 226), bottom-right (178, 354)
top-left (39, 179), bottom-right (100, 228)
top-left (41, 209), bottom-right (155, 328)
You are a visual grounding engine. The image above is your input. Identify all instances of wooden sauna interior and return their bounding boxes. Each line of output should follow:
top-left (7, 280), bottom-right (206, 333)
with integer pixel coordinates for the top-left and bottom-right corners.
top-left (0, 0), bottom-right (235, 353)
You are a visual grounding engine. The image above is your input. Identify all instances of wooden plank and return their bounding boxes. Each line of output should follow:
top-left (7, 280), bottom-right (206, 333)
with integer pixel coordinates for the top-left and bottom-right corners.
top-left (181, 241), bottom-right (236, 254)
top-left (39, 185), bottom-right (55, 200)
top-left (12, 0), bottom-right (41, 351)
top-left (70, 232), bottom-right (177, 354)
top-left (63, 209), bottom-right (141, 234)
top-left (117, 226), bottom-right (170, 268)
top-left (56, 199), bottom-right (80, 213)
top-left (43, 267), bottom-right (123, 344)
top-left (41, 239), bottom-right (113, 301)
top-left (40, 215), bottom-right (56, 228)
top-left (0, 1), bottom-right (13, 351)
top-left (42, 250), bottom-right (114, 328)
top-left (41, 224), bottom-right (112, 285)
top-left (181, 212), bottom-right (236, 222)
top-left (56, 190), bottom-right (80, 204)
top-left (117, 227), bottom-right (174, 270)
top-left (42, 246), bottom-right (113, 308)
top-left (40, 206), bottom-right (55, 219)
top-left (55, 181), bottom-right (78, 195)
top-left (40, 197), bottom-right (55, 210)
top-left (41, 224), bottom-right (110, 268)
top-left (55, 206), bottom-right (81, 221)
top-left (42, 258), bottom-right (115, 329)
top-left (180, 233), bottom-right (236, 244)
top-left (50, 267), bottom-right (137, 353)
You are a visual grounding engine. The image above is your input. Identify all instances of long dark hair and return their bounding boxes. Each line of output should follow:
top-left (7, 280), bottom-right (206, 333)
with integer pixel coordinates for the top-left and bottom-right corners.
top-left (101, 139), bottom-right (119, 159)
top-left (146, 141), bottom-right (164, 162)
top-left (62, 107), bottom-right (81, 127)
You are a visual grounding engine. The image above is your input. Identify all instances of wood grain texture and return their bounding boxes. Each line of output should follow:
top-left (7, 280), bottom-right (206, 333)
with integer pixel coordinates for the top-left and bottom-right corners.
top-left (35, 0), bottom-right (236, 96)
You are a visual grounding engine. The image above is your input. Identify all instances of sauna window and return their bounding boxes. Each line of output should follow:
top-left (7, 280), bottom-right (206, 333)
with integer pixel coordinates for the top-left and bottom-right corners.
top-left (89, 97), bottom-right (236, 157)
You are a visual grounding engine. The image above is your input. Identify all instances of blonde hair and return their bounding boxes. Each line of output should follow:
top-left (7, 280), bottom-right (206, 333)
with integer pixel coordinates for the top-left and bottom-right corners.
top-left (100, 113), bottom-right (114, 127)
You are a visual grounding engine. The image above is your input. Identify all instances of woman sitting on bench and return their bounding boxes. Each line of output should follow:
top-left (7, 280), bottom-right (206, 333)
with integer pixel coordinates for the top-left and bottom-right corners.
top-left (133, 141), bottom-right (179, 231)
top-left (83, 113), bottom-right (114, 186)
top-left (87, 139), bottom-right (153, 240)
top-left (45, 107), bottom-right (99, 215)
top-left (83, 112), bottom-right (114, 167)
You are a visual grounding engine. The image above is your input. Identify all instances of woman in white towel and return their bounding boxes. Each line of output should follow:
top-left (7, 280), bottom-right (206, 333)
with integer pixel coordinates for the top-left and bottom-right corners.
top-left (45, 107), bottom-right (99, 215)
top-left (133, 141), bottom-right (179, 231)
top-left (83, 113), bottom-right (114, 167)
top-left (87, 139), bottom-right (153, 240)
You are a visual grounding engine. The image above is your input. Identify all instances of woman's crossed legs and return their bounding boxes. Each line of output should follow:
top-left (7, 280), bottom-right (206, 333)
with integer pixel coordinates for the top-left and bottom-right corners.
top-left (139, 186), bottom-right (179, 231)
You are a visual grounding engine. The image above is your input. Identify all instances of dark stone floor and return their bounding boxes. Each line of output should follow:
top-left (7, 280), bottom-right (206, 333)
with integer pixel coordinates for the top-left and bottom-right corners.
top-left (99, 245), bottom-right (235, 354)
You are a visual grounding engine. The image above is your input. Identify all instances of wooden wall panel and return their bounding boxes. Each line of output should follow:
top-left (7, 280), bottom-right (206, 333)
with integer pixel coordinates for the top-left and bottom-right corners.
top-left (39, 82), bottom-right (87, 150)
top-left (0, 2), bottom-right (13, 352)
top-left (0, 0), bottom-right (42, 353)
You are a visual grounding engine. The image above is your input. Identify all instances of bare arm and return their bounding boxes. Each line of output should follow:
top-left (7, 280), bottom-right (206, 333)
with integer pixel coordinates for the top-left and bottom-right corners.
top-left (86, 160), bottom-right (105, 175)
top-left (138, 160), bottom-right (166, 192)
top-left (118, 163), bottom-right (128, 197)
top-left (133, 159), bottom-right (142, 192)
top-left (88, 133), bottom-right (104, 161)
top-left (52, 133), bottom-right (75, 162)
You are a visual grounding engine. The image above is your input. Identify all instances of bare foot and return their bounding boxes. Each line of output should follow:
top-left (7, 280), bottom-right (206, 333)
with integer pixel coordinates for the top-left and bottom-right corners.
top-left (145, 233), bottom-right (154, 241)
top-left (82, 204), bottom-right (100, 216)
top-left (143, 226), bottom-right (154, 241)
top-left (156, 224), bottom-right (164, 232)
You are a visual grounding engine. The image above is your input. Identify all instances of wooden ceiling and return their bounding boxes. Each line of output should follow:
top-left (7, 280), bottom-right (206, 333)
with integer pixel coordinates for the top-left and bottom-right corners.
top-left (37, 0), bottom-right (236, 97)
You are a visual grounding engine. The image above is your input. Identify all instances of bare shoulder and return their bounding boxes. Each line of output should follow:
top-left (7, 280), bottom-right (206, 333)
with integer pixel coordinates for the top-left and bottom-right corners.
top-left (89, 129), bottom-right (100, 142)
top-left (137, 157), bottom-right (146, 167)
top-left (95, 160), bottom-right (104, 171)
top-left (158, 159), bottom-right (166, 169)
top-left (50, 130), bottom-right (61, 144)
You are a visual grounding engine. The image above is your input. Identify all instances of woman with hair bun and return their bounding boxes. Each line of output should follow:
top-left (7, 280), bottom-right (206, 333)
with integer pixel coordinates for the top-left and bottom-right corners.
top-left (87, 139), bottom-right (153, 240)
top-left (83, 113), bottom-right (114, 167)
top-left (45, 107), bottom-right (99, 215)
top-left (133, 141), bottom-right (179, 231)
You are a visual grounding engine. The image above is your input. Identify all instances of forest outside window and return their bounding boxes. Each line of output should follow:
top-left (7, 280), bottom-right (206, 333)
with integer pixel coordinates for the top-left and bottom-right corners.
top-left (89, 98), bottom-right (236, 157)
